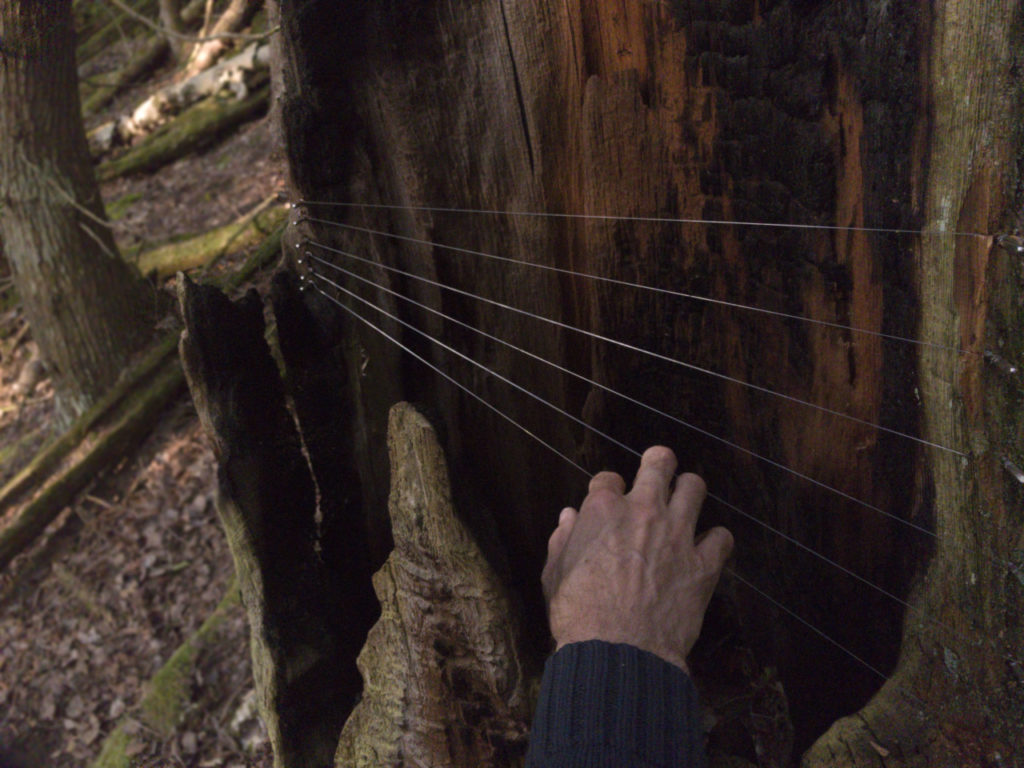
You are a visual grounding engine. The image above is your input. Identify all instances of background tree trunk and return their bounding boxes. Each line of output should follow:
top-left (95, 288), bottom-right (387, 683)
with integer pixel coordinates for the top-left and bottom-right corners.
top-left (268, 0), bottom-right (1024, 763)
top-left (157, 0), bottom-right (185, 61)
top-left (0, 0), bottom-right (159, 425)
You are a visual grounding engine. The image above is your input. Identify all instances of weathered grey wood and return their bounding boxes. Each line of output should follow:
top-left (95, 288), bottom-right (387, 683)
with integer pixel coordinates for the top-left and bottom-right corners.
top-left (88, 40), bottom-right (271, 157)
top-left (336, 402), bottom-right (530, 767)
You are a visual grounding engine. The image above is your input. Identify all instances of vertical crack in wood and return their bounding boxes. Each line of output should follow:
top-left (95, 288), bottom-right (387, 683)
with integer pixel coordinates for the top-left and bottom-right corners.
top-left (499, 0), bottom-right (535, 174)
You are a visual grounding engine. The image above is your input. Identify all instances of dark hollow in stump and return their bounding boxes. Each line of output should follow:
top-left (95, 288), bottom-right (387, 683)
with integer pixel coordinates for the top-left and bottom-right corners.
top-left (177, 271), bottom-right (379, 768)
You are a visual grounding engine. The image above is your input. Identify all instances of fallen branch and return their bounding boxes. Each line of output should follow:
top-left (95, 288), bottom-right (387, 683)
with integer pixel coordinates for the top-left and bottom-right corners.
top-left (95, 78), bottom-right (269, 181)
top-left (181, 0), bottom-right (265, 78)
top-left (89, 40), bottom-right (271, 157)
top-left (0, 357), bottom-right (185, 573)
top-left (0, 334), bottom-right (178, 513)
top-left (106, 0), bottom-right (275, 44)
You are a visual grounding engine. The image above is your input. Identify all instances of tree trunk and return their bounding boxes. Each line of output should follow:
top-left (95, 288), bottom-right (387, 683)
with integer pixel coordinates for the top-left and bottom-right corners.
top-left (0, 0), bottom-right (159, 425)
top-left (157, 0), bottom-right (184, 61)
top-left (160, 0), bottom-right (1024, 764)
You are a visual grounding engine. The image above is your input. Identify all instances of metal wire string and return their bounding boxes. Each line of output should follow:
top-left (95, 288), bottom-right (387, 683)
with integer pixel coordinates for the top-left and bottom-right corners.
top-left (303, 273), bottom-right (931, 715)
top-left (305, 249), bottom-right (937, 538)
top-left (297, 215), bottom-right (976, 356)
top-left (306, 263), bottom-right (1007, 668)
top-left (304, 246), bottom-right (1019, 603)
top-left (296, 199), bottom-right (991, 239)
top-left (302, 236), bottom-right (965, 457)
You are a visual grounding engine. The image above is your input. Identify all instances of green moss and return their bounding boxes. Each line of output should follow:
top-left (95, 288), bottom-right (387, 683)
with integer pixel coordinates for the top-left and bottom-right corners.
top-left (96, 81), bottom-right (270, 183)
top-left (90, 580), bottom-right (241, 768)
top-left (105, 191), bottom-right (143, 222)
top-left (135, 205), bottom-right (286, 280)
top-left (91, 726), bottom-right (133, 768)
top-left (141, 581), bottom-right (240, 734)
top-left (0, 426), bottom-right (46, 481)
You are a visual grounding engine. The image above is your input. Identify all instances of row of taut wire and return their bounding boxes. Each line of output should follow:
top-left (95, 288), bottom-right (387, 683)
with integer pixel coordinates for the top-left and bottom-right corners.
top-left (285, 197), bottom-right (1024, 723)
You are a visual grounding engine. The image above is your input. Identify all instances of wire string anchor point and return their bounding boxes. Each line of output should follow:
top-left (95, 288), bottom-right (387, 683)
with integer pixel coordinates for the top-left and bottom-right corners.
top-left (997, 234), bottom-right (1024, 256)
top-left (1003, 458), bottom-right (1024, 485)
top-left (985, 350), bottom-right (1019, 377)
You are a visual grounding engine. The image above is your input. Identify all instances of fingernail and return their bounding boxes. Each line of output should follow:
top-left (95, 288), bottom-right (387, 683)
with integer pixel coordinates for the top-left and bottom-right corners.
top-left (559, 508), bottom-right (574, 524)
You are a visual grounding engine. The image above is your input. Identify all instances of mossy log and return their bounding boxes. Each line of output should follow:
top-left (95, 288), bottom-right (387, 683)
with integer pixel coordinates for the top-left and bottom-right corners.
top-left (177, 270), bottom-right (378, 768)
top-left (95, 78), bottom-right (269, 182)
top-left (90, 579), bottom-right (241, 768)
top-left (0, 357), bottom-right (185, 573)
top-left (136, 203), bottom-right (285, 280)
top-left (0, 333), bottom-right (177, 514)
top-left (335, 402), bottom-right (532, 768)
top-left (89, 39), bottom-right (271, 156)
top-left (0, 229), bottom-right (283, 575)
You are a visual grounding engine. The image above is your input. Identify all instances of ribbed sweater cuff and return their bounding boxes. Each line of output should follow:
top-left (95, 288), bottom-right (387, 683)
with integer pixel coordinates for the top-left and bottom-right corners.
top-left (525, 640), bottom-right (705, 768)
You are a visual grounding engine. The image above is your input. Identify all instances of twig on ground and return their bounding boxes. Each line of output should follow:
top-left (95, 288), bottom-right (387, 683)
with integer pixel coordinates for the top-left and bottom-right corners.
top-left (106, 0), bottom-right (279, 44)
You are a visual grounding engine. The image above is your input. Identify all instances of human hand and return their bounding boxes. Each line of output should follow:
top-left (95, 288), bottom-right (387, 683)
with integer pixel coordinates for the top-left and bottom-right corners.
top-left (541, 446), bottom-right (734, 673)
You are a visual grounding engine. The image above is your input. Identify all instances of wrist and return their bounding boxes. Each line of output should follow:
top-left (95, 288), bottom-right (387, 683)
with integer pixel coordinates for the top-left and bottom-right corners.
top-left (555, 636), bottom-right (689, 674)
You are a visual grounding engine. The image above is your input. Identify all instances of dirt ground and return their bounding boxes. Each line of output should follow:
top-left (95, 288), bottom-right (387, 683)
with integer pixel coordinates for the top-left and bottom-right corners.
top-left (0, 35), bottom-right (285, 768)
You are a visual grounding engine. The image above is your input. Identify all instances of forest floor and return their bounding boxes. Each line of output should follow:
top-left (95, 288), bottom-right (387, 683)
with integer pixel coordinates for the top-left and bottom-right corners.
top-left (0, 14), bottom-right (283, 768)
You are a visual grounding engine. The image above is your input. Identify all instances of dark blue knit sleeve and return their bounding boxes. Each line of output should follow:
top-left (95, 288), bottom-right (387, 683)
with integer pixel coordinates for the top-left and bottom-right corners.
top-left (524, 641), bottom-right (706, 768)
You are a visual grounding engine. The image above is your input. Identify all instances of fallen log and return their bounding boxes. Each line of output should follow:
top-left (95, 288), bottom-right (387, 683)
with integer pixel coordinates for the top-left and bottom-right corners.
top-left (136, 201), bottom-right (285, 280)
top-left (95, 78), bottom-right (269, 181)
top-left (0, 228), bottom-right (283, 575)
top-left (80, 0), bottom-right (226, 119)
top-left (0, 357), bottom-right (185, 573)
top-left (89, 39), bottom-right (271, 157)
top-left (0, 333), bottom-right (178, 514)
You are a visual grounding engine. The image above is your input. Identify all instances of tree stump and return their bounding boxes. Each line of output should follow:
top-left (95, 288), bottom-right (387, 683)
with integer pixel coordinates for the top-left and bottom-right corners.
top-left (177, 272), bottom-right (378, 768)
